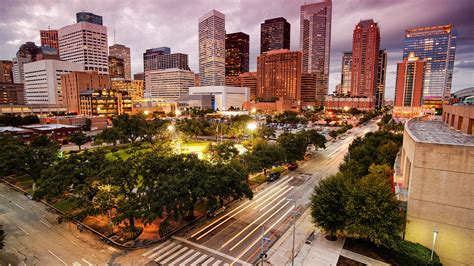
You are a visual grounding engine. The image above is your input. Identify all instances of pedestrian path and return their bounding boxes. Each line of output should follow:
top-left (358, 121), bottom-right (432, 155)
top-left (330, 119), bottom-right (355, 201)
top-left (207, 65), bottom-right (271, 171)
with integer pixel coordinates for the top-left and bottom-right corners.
top-left (142, 239), bottom-right (236, 265)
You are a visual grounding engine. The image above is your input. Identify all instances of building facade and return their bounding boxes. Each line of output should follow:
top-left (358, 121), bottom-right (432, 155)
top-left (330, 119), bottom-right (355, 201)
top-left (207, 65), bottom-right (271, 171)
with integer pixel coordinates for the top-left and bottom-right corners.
top-left (0, 60), bottom-right (13, 83)
top-left (189, 86), bottom-right (250, 111)
top-left (324, 95), bottom-right (374, 111)
top-left (24, 60), bottom-right (84, 105)
top-left (76, 12), bottom-right (103, 25)
top-left (340, 52), bottom-right (352, 95)
top-left (199, 10), bottom-right (226, 86)
top-left (108, 56), bottom-right (125, 79)
top-left (395, 52), bottom-right (425, 108)
top-left (225, 32), bottom-right (249, 76)
top-left (12, 42), bottom-right (40, 84)
top-left (111, 79), bottom-right (144, 100)
top-left (225, 72), bottom-right (257, 101)
top-left (145, 68), bottom-right (195, 101)
top-left (403, 25), bottom-right (456, 108)
top-left (61, 71), bottom-right (110, 114)
top-left (301, 73), bottom-right (318, 105)
top-left (261, 17), bottom-right (291, 54)
top-left (300, 0), bottom-right (332, 104)
top-left (58, 20), bottom-right (108, 75)
top-left (40, 29), bottom-right (59, 50)
top-left (144, 51), bottom-right (189, 72)
top-left (256, 49), bottom-right (302, 102)
top-left (109, 44), bottom-right (131, 80)
top-left (376, 49), bottom-right (387, 109)
top-left (0, 83), bottom-right (24, 105)
top-left (80, 90), bottom-right (132, 116)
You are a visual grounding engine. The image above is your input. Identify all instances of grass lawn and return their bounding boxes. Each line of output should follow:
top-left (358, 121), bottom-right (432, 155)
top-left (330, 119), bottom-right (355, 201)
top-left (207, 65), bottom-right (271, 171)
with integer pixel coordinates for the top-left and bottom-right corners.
top-left (53, 198), bottom-right (78, 214)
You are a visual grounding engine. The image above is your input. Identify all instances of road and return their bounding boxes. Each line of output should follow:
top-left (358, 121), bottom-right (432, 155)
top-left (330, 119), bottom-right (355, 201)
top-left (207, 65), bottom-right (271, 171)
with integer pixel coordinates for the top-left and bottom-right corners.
top-left (115, 121), bottom-right (378, 265)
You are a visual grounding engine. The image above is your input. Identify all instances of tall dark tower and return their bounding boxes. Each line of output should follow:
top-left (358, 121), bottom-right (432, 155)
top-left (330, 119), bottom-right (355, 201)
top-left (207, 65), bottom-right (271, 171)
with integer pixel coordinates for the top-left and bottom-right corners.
top-left (260, 17), bottom-right (290, 54)
top-left (225, 32), bottom-right (250, 76)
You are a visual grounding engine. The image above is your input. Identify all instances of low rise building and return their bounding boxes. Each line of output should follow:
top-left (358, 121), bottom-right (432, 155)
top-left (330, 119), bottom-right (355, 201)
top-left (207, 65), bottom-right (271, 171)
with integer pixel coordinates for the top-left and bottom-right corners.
top-left (177, 95), bottom-right (213, 110)
top-left (0, 124), bottom-right (81, 142)
top-left (111, 79), bottom-right (144, 100)
top-left (0, 126), bottom-right (35, 142)
top-left (242, 98), bottom-right (300, 113)
top-left (324, 96), bottom-right (374, 111)
top-left (131, 98), bottom-right (177, 115)
top-left (0, 104), bottom-right (67, 115)
top-left (189, 86), bottom-right (250, 111)
top-left (40, 116), bottom-right (108, 130)
top-left (80, 90), bottom-right (132, 117)
top-left (0, 83), bottom-right (25, 105)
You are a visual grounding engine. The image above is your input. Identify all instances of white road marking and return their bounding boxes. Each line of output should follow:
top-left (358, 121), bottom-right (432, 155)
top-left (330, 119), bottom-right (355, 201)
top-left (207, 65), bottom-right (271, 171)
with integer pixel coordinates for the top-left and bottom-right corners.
top-left (21, 261), bottom-right (27, 266)
top-left (253, 185), bottom-right (289, 209)
top-left (200, 256), bottom-right (214, 266)
top-left (48, 249), bottom-right (67, 265)
top-left (81, 258), bottom-right (93, 266)
top-left (190, 254), bottom-right (208, 266)
top-left (153, 244), bottom-right (181, 262)
top-left (142, 241), bottom-right (168, 257)
top-left (212, 260), bottom-right (222, 266)
top-left (0, 193), bottom-right (5, 197)
top-left (160, 246), bottom-right (189, 264)
top-left (178, 251), bottom-right (202, 265)
top-left (14, 203), bottom-right (25, 210)
top-left (148, 241), bottom-right (177, 259)
top-left (107, 246), bottom-right (117, 252)
top-left (259, 187), bottom-right (293, 211)
top-left (39, 219), bottom-right (52, 228)
top-left (17, 225), bottom-right (29, 235)
top-left (169, 249), bottom-right (194, 266)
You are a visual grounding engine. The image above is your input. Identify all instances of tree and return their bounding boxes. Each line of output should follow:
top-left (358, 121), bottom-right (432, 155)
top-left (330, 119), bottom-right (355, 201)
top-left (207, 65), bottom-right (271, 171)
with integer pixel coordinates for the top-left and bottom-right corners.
top-left (112, 114), bottom-right (147, 143)
top-left (0, 137), bottom-right (25, 176)
top-left (311, 174), bottom-right (349, 240)
top-left (140, 119), bottom-right (168, 144)
top-left (83, 118), bottom-right (92, 131)
top-left (206, 141), bottom-right (239, 163)
top-left (95, 127), bottom-right (123, 146)
top-left (68, 131), bottom-right (91, 150)
top-left (298, 129), bottom-right (327, 149)
top-left (257, 124), bottom-right (276, 140)
top-left (277, 133), bottom-right (308, 162)
top-left (243, 141), bottom-right (284, 173)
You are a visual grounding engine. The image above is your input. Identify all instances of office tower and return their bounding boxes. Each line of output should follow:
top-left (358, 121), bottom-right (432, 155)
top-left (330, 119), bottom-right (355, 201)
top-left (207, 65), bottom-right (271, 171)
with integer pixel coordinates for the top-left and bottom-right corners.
top-left (301, 73), bottom-right (318, 105)
top-left (199, 10), bottom-right (226, 86)
top-left (350, 19), bottom-right (380, 101)
top-left (261, 18), bottom-right (291, 54)
top-left (189, 86), bottom-right (250, 111)
top-left (257, 49), bottom-right (302, 101)
top-left (143, 48), bottom-right (189, 72)
top-left (225, 32), bottom-right (249, 76)
top-left (80, 90), bottom-right (132, 116)
top-left (225, 72), bottom-right (257, 100)
top-left (300, 0), bottom-right (332, 103)
top-left (340, 52), bottom-right (352, 95)
top-left (62, 71), bottom-right (110, 114)
top-left (376, 49), bottom-right (387, 109)
top-left (145, 68), bottom-right (195, 100)
top-left (194, 73), bottom-right (200, 87)
top-left (111, 79), bottom-right (144, 99)
top-left (403, 24), bottom-right (457, 107)
top-left (109, 44), bottom-right (131, 80)
top-left (24, 60), bottom-right (84, 105)
top-left (12, 42), bottom-right (40, 84)
top-left (58, 19), bottom-right (108, 75)
top-left (0, 60), bottom-right (13, 83)
top-left (0, 83), bottom-right (24, 105)
top-left (395, 52), bottom-right (425, 108)
top-left (108, 56), bottom-right (125, 79)
top-left (36, 46), bottom-right (60, 61)
top-left (134, 72), bottom-right (144, 81)
top-left (40, 30), bottom-right (59, 50)
top-left (76, 12), bottom-right (103, 25)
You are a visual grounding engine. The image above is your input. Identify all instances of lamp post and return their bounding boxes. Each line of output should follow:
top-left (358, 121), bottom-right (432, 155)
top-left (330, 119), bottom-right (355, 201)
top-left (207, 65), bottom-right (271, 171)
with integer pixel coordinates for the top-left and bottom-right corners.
top-left (286, 198), bottom-right (297, 266)
top-left (431, 226), bottom-right (438, 261)
top-left (260, 226), bottom-right (271, 266)
top-left (247, 122), bottom-right (257, 144)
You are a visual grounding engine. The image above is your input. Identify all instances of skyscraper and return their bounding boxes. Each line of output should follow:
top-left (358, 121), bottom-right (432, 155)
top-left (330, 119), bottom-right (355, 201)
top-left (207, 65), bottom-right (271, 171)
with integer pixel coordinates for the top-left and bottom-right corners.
top-left (109, 44), bottom-right (132, 80)
top-left (59, 18), bottom-right (108, 75)
top-left (340, 52), bottom-right (352, 95)
top-left (199, 10), bottom-right (226, 86)
top-left (225, 32), bottom-right (249, 76)
top-left (143, 48), bottom-right (189, 72)
top-left (0, 60), bottom-right (13, 83)
top-left (40, 29), bottom-right (59, 50)
top-left (12, 42), bottom-right (40, 84)
top-left (300, 0), bottom-right (332, 103)
top-left (376, 49), bottom-right (387, 109)
top-left (145, 68), bottom-right (195, 100)
top-left (395, 52), bottom-right (425, 108)
top-left (257, 49), bottom-right (302, 101)
top-left (350, 19), bottom-right (380, 103)
top-left (76, 12), bottom-right (103, 25)
top-left (108, 56), bottom-right (125, 79)
top-left (403, 24), bottom-right (457, 108)
top-left (261, 17), bottom-right (291, 54)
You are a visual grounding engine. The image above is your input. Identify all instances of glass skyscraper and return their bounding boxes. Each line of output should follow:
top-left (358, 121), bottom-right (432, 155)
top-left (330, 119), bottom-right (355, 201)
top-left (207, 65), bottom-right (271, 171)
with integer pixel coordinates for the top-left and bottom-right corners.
top-left (403, 24), bottom-right (457, 108)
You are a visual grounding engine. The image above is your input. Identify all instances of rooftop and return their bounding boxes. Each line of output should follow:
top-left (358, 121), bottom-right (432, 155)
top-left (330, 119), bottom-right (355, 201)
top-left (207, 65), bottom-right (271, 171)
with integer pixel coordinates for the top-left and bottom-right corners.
top-left (0, 126), bottom-right (33, 133)
top-left (407, 118), bottom-right (474, 146)
top-left (22, 124), bottom-right (80, 131)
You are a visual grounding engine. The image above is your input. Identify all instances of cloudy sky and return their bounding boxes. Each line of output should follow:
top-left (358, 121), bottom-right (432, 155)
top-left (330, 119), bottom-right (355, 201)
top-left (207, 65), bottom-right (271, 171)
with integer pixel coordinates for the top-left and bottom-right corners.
top-left (1, 0), bottom-right (473, 99)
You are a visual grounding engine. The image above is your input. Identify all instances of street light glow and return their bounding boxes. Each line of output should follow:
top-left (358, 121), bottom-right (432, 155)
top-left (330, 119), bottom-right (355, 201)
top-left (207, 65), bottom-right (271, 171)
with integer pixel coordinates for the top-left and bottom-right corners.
top-left (247, 122), bottom-right (257, 131)
top-left (167, 125), bottom-right (175, 131)
top-left (144, 110), bottom-right (149, 115)
top-left (175, 109), bottom-right (182, 116)
top-left (251, 107), bottom-right (257, 114)
top-left (344, 106), bottom-right (350, 112)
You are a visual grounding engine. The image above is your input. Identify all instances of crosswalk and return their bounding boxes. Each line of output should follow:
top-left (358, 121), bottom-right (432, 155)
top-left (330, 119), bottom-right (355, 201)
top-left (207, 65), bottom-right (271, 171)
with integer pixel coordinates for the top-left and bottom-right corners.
top-left (142, 240), bottom-right (234, 266)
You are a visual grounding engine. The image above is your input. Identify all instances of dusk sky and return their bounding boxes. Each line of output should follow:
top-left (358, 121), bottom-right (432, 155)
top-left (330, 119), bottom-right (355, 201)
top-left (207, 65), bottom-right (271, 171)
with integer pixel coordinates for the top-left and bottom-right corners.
top-left (1, 0), bottom-right (473, 99)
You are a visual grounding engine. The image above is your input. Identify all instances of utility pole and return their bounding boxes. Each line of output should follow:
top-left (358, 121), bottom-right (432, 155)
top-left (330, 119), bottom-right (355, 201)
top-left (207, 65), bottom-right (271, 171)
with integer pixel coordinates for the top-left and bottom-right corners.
top-left (260, 226), bottom-right (265, 266)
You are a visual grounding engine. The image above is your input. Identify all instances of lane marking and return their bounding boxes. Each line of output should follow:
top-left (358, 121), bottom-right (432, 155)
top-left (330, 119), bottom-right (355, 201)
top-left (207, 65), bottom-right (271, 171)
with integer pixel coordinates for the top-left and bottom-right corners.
top-left (17, 225), bottom-right (29, 235)
top-left (169, 249), bottom-right (195, 266)
top-left (258, 187), bottom-right (293, 211)
top-left (253, 185), bottom-right (289, 210)
top-left (153, 244), bottom-right (182, 262)
top-left (190, 254), bottom-right (208, 266)
top-left (48, 250), bottom-right (67, 265)
top-left (221, 197), bottom-right (286, 248)
top-left (177, 251), bottom-right (202, 265)
top-left (39, 219), bottom-right (52, 228)
top-left (201, 257), bottom-right (214, 266)
top-left (231, 206), bottom-right (295, 265)
top-left (212, 260), bottom-right (223, 266)
top-left (173, 236), bottom-right (251, 266)
top-left (142, 241), bottom-right (169, 257)
top-left (81, 258), bottom-right (93, 266)
top-left (14, 203), bottom-right (25, 210)
top-left (160, 246), bottom-right (189, 264)
top-left (148, 242), bottom-right (177, 259)
top-left (229, 201), bottom-right (291, 251)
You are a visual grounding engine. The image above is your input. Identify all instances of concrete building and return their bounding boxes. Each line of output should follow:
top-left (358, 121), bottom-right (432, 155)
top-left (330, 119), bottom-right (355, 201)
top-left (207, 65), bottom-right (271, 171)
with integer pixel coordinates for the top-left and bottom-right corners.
top-left (0, 60), bottom-right (13, 83)
top-left (261, 17), bottom-right (291, 54)
top-left (109, 44), bottom-right (131, 80)
top-left (143, 47), bottom-right (189, 72)
top-left (177, 95), bottom-right (213, 110)
top-left (300, 0), bottom-right (332, 104)
top-left (225, 72), bottom-right (257, 101)
top-left (108, 56), bottom-right (125, 79)
top-left (442, 105), bottom-right (474, 135)
top-left (324, 95), bottom-right (374, 111)
top-left (225, 32), bottom-right (250, 76)
top-left (257, 49), bottom-right (302, 102)
top-left (145, 68), bottom-right (195, 101)
top-left (12, 42), bottom-right (40, 84)
top-left (24, 60), bottom-right (84, 105)
top-left (189, 86), bottom-right (250, 111)
top-left (134, 72), bottom-right (144, 81)
top-left (40, 116), bottom-right (108, 130)
top-left (243, 98), bottom-right (300, 114)
top-left (40, 29), bottom-right (59, 50)
top-left (396, 116), bottom-right (473, 265)
top-left (61, 71), bottom-right (110, 114)
top-left (0, 104), bottom-right (67, 115)
top-left (131, 98), bottom-right (178, 115)
top-left (340, 52), bottom-right (352, 95)
top-left (58, 20), bottom-right (108, 75)
top-left (76, 12), bottom-right (103, 25)
top-left (111, 79), bottom-right (144, 100)
top-left (199, 10), bottom-right (226, 86)
top-left (80, 90), bottom-right (132, 117)
top-left (0, 83), bottom-right (25, 105)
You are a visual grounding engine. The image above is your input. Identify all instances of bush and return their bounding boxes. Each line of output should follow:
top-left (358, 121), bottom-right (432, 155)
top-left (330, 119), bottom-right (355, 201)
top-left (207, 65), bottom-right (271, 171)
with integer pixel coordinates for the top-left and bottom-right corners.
top-left (394, 240), bottom-right (441, 266)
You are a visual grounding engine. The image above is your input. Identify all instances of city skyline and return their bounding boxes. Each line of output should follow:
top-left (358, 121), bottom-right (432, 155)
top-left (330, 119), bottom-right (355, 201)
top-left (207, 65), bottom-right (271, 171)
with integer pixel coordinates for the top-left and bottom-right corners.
top-left (0, 0), bottom-right (473, 100)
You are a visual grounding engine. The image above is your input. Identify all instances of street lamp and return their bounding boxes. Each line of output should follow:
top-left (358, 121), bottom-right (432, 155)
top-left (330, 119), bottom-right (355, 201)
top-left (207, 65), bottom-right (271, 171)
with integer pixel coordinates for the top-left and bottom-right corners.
top-left (175, 109), bottom-right (181, 116)
top-left (167, 124), bottom-right (175, 132)
top-left (431, 226), bottom-right (439, 261)
top-left (251, 107), bottom-right (257, 114)
top-left (286, 198), bottom-right (297, 266)
top-left (143, 110), bottom-right (149, 116)
top-left (343, 106), bottom-right (349, 112)
top-left (247, 122), bottom-right (257, 131)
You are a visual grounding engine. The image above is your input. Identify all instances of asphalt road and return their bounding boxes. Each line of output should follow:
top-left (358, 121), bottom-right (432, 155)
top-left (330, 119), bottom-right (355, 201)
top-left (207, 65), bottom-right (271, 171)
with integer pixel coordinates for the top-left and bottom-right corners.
top-left (118, 121), bottom-right (379, 265)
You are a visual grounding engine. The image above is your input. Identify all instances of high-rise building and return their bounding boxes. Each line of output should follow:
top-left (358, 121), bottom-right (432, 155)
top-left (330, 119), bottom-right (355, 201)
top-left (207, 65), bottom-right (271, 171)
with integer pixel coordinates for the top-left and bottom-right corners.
top-left (24, 60), bottom-right (84, 105)
top-left (376, 49), bottom-right (387, 109)
top-left (199, 10), bottom-right (226, 86)
top-left (134, 72), bottom-right (144, 81)
top-left (40, 29), bottom-right (59, 50)
top-left (12, 42), bottom-right (40, 84)
top-left (395, 52), bottom-right (425, 108)
top-left (111, 79), bottom-right (144, 100)
top-left (145, 68), bottom-right (195, 101)
top-left (58, 19), bottom-right (108, 75)
top-left (225, 72), bottom-right (258, 100)
top-left (350, 19), bottom-right (380, 105)
top-left (257, 49), bottom-right (302, 101)
top-left (403, 24), bottom-right (457, 108)
top-left (261, 17), bottom-right (290, 54)
top-left (340, 52), bottom-right (352, 95)
top-left (300, 0), bottom-right (332, 103)
top-left (301, 73), bottom-right (318, 105)
top-left (109, 44), bottom-right (131, 80)
top-left (76, 12), bottom-right (103, 25)
top-left (0, 83), bottom-right (24, 105)
top-left (108, 56), bottom-right (125, 79)
top-left (0, 60), bottom-right (13, 83)
top-left (143, 48), bottom-right (189, 72)
top-left (225, 32), bottom-right (249, 76)
top-left (62, 71), bottom-right (110, 114)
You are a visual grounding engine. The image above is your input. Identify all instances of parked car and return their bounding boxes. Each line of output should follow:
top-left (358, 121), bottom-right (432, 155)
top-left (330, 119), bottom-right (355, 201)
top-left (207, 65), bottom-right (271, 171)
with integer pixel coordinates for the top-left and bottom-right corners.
top-left (287, 162), bottom-right (298, 170)
top-left (267, 172), bottom-right (281, 182)
top-left (207, 205), bottom-right (225, 217)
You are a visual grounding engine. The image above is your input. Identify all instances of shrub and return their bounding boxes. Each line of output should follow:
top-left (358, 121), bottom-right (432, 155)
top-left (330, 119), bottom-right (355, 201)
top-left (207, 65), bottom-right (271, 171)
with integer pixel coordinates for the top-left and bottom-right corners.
top-left (393, 240), bottom-right (441, 266)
